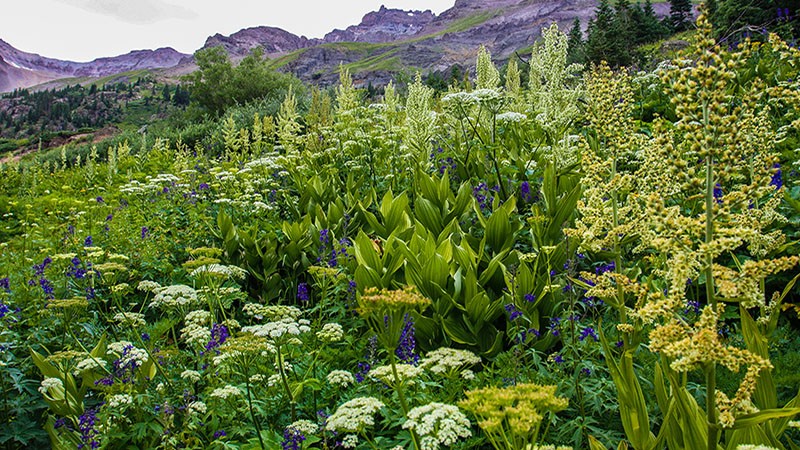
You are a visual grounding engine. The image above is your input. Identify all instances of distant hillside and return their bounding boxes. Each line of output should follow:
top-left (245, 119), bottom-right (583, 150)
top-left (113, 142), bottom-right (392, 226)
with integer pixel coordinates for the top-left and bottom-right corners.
top-left (1, 0), bottom-right (680, 93)
top-left (0, 39), bottom-right (189, 93)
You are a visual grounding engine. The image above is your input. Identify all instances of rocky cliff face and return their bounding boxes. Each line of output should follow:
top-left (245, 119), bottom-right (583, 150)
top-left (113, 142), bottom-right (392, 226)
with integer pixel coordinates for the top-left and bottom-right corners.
top-left (323, 5), bottom-right (436, 43)
top-left (1, 0), bottom-right (683, 93)
top-left (0, 39), bottom-right (188, 92)
top-left (202, 27), bottom-right (313, 57)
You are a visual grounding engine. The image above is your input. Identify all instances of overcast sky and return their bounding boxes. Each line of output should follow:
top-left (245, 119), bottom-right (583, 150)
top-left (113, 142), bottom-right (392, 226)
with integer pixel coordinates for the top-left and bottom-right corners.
top-left (1, 0), bottom-right (455, 62)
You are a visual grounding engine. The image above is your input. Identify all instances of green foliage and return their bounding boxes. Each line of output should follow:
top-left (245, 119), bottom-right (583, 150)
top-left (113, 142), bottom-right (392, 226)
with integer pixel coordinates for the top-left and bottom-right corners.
top-left (2, 14), bottom-right (800, 450)
top-left (184, 46), bottom-right (304, 117)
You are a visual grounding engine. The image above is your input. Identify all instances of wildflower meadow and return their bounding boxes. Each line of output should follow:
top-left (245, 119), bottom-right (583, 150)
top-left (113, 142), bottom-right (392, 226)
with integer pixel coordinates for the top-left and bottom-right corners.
top-left (1, 14), bottom-right (800, 450)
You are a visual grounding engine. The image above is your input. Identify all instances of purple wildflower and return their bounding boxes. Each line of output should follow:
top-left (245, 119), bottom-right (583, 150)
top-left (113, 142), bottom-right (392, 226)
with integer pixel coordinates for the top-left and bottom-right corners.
top-left (548, 317), bottom-right (561, 337)
top-left (297, 283), bottom-right (309, 302)
top-left (771, 163), bottom-right (782, 190)
top-left (520, 181), bottom-right (532, 202)
top-left (84, 236), bottom-right (93, 247)
top-left (504, 303), bottom-right (523, 321)
top-left (282, 427), bottom-right (306, 450)
top-left (141, 227), bottom-right (149, 239)
top-left (0, 277), bottom-right (9, 293)
top-left (579, 327), bottom-right (599, 342)
top-left (77, 408), bottom-right (100, 449)
top-left (205, 323), bottom-right (229, 353)
top-left (524, 293), bottom-right (536, 303)
top-left (396, 314), bottom-right (419, 365)
top-left (213, 430), bottom-right (227, 439)
top-left (713, 183), bottom-right (723, 203)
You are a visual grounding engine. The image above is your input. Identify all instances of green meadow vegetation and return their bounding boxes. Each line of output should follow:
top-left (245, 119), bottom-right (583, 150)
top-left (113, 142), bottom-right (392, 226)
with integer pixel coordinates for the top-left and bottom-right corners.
top-left (1, 8), bottom-right (800, 450)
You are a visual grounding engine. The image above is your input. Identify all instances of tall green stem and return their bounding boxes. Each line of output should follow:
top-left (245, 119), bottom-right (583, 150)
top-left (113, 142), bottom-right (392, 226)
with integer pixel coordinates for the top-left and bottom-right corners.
top-left (703, 103), bottom-right (718, 450)
top-left (277, 344), bottom-right (297, 422)
top-left (389, 355), bottom-right (421, 450)
top-left (245, 373), bottom-right (266, 450)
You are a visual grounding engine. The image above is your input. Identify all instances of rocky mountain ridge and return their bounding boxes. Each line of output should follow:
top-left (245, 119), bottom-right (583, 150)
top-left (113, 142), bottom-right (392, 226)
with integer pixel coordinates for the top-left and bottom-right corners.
top-left (0, 39), bottom-right (188, 92)
top-left (1, 0), bottom-right (678, 93)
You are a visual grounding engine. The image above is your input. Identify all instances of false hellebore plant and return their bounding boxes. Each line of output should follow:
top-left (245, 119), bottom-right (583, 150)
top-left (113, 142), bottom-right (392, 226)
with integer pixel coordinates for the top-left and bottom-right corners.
top-left (570, 12), bottom-right (800, 450)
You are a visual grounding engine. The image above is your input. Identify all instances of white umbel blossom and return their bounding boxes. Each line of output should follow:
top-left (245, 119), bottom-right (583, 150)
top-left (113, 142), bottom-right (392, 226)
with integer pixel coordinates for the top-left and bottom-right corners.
top-left (420, 347), bottom-right (481, 375)
top-left (316, 323), bottom-right (344, 342)
top-left (73, 357), bottom-right (106, 375)
top-left (150, 284), bottom-right (199, 309)
top-left (368, 364), bottom-right (423, 386)
top-left (107, 393), bottom-right (133, 409)
top-left (402, 402), bottom-right (472, 450)
top-left (242, 318), bottom-right (311, 341)
top-left (137, 280), bottom-right (161, 293)
top-left (326, 370), bottom-right (355, 388)
top-left (325, 397), bottom-right (385, 433)
top-left (187, 401), bottom-right (207, 415)
top-left (287, 419), bottom-right (318, 436)
top-left (112, 312), bottom-right (146, 328)
top-left (181, 370), bottom-right (202, 383)
top-left (190, 264), bottom-right (247, 280)
top-left (496, 112), bottom-right (527, 123)
top-left (38, 377), bottom-right (63, 395)
top-left (210, 385), bottom-right (242, 399)
top-left (342, 434), bottom-right (359, 449)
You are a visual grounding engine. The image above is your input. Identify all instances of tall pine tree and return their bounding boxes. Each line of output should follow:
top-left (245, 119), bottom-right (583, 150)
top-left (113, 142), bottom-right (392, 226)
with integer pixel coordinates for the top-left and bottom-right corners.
top-left (566, 18), bottom-right (586, 65)
top-left (669, 0), bottom-right (693, 31)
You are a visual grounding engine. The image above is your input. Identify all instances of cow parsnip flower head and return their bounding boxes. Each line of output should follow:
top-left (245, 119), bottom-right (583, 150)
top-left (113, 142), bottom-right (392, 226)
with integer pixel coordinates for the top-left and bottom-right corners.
top-left (368, 364), bottom-right (423, 388)
top-left (402, 402), bottom-right (472, 450)
top-left (150, 284), bottom-right (200, 309)
top-left (420, 347), bottom-right (481, 377)
top-left (325, 396), bottom-right (385, 434)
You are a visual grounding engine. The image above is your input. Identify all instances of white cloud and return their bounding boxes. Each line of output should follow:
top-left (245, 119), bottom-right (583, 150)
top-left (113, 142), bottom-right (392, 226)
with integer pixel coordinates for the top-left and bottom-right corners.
top-left (1, 0), bottom-right (455, 61)
top-left (54, 0), bottom-right (198, 24)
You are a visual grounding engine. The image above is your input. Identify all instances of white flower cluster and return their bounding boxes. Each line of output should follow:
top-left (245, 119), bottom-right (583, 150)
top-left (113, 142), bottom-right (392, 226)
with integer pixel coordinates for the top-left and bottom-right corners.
top-left (243, 304), bottom-right (302, 321)
top-left (112, 312), bottom-right (146, 328)
top-left (402, 402), bottom-right (472, 450)
top-left (267, 374), bottom-right (282, 387)
top-left (190, 264), bottom-right (247, 280)
top-left (342, 434), bottom-right (359, 449)
top-left (325, 397), bottom-right (385, 433)
top-left (73, 357), bottom-right (106, 375)
top-left (420, 347), bottom-right (481, 375)
top-left (316, 323), bottom-right (344, 343)
top-left (368, 364), bottom-right (423, 386)
top-left (182, 310), bottom-right (211, 346)
top-left (496, 112), bottom-right (527, 123)
top-left (137, 280), bottom-right (162, 293)
top-left (108, 341), bottom-right (149, 367)
top-left (529, 446), bottom-right (574, 450)
top-left (736, 446), bottom-right (780, 450)
top-left (326, 370), bottom-right (355, 388)
top-left (187, 401), bottom-right (207, 416)
top-left (286, 419), bottom-right (318, 436)
top-left (107, 393), bottom-right (133, 409)
top-left (181, 370), bottom-right (202, 383)
top-left (210, 385), bottom-right (242, 399)
top-left (38, 377), bottom-right (63, 395)
top-left (150, 284), bottom-right (199, 309)
top-left (242, 318), bottom-right (310, 341)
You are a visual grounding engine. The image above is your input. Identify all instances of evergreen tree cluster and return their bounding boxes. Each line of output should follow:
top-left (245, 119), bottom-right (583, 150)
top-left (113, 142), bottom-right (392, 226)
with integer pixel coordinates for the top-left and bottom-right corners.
top-left (569, 0), bottom-right (670, 67)
top-left (0, 77), bottom-right (187, 143)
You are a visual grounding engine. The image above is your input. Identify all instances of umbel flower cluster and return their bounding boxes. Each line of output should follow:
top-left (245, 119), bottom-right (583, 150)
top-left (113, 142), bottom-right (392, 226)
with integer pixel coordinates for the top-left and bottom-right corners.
top-left (459, 383), bottom-right (568, 449)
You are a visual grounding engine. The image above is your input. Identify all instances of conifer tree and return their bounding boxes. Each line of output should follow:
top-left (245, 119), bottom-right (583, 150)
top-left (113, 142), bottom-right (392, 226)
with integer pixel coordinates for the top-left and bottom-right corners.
top-left (669, 0), bottom-right (693, 31)
top-left (566, 18), bottom-right (586, 65)
top-left (586, 0), bottom-right (625, 66)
